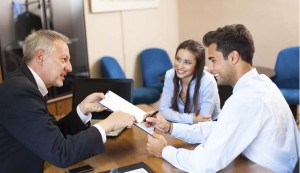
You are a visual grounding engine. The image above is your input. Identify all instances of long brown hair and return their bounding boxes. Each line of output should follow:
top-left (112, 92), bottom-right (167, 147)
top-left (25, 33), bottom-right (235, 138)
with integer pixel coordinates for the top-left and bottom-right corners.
top-left (171, 40), bottom-right (205, 115)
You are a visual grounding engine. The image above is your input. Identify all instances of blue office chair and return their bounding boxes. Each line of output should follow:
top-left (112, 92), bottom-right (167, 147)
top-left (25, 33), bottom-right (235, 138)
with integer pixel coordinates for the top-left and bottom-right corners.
top-left (100, 56), bottom-right (126, 79)
top-left (139, 48), bottom-right (173, 92)
top-left (272, 46), bottom-right (299, 115)
top-left (100, 56), bottom-right (161, 105)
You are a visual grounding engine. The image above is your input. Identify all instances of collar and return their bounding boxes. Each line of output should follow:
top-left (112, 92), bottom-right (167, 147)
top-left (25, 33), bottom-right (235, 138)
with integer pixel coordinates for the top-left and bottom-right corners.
top-left (27, 66), bottom-right (48, 97)
top-left (178, 78), bottom-right (196, 91)
top-left (233, 68), bottom-right (258, 93)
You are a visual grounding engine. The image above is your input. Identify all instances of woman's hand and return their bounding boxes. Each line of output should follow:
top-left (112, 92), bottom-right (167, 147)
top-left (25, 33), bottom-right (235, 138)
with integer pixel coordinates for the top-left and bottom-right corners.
top-left (193, 114), bottom-right (212, 123)
top-left (144, 112), bottom-right (172, 133)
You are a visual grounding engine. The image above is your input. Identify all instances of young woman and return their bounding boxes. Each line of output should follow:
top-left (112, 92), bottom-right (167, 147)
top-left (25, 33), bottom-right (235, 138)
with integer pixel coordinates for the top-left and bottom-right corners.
top-left (160, 40), bottom-right (220, 124)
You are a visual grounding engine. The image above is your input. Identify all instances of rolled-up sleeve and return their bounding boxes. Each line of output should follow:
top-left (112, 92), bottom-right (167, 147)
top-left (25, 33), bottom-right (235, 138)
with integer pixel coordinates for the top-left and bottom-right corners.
top-left (171, 122), bottom-right (214, 144)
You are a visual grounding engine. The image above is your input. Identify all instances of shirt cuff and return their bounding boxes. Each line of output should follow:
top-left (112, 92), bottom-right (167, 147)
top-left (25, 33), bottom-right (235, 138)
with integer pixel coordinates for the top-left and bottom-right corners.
top-left (170, 123), bottom-right (179, 136)
top-left (162, 145), bottom-right (188, 172)
top-left (93, 124), bottom-right (107, 143)
top-left (162, 145), bottom-right (177, 164)
top-left (76, 105), bottom-right (92, 124)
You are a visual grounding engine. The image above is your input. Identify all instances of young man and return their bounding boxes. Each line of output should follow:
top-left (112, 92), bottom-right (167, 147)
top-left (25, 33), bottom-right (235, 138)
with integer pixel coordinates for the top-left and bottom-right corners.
top-left (0, 30), bottom-right (135, 173)
top-left (145, 24), bottom-right (299, 172)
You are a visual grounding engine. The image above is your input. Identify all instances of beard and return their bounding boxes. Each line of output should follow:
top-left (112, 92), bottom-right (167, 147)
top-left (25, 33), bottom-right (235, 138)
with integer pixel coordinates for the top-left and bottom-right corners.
top-left (215, 69), bottom-right (235, 86)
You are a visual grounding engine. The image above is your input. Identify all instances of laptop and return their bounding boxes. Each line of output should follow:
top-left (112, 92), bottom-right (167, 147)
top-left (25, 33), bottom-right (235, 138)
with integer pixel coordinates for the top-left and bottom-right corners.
top-left (72, 78), bottom-right (134, 136)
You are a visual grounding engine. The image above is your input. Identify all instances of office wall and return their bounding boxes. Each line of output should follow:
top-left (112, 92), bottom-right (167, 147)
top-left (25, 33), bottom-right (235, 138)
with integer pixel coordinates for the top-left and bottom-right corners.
top-left (83, 0), bottom-right (179, 87)
top-left (178, 0), bottom-right (299, 68)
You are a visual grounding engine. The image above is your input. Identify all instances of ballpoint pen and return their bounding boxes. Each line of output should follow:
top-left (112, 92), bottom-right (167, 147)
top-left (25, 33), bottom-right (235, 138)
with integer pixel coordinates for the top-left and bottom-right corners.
top-left (143, 109), bottom-right (159, 122)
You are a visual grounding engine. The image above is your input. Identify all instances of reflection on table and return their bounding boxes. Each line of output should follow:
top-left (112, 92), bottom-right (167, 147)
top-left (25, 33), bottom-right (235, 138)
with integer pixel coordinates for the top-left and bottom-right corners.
top-left (43, 104), bottom-right (272, 173)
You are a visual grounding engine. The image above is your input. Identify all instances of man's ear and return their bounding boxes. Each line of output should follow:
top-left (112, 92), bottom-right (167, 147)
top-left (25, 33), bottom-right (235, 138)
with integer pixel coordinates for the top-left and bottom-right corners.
top-left (230, 50), bottom-right (240, 65)
top-left (34, 49), bottom-right (45, 64)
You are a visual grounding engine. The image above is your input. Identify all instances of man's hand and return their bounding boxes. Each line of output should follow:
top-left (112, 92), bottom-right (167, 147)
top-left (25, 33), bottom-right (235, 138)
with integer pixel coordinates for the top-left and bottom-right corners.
top-left (144, 112), bottom-right (171, 133)
top-left (146, 132), bottom-right (167, 158)
top-left (97, 110), bottom-right (135, 133)
top-left (193, 114), bottom-right (212, 123)
top-left (79, 92), bottom-right (107, 115)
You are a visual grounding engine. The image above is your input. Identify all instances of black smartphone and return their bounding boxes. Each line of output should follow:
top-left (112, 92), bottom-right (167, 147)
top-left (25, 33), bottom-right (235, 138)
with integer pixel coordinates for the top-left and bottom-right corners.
top-left (65, 165), bottom-right (94, 173)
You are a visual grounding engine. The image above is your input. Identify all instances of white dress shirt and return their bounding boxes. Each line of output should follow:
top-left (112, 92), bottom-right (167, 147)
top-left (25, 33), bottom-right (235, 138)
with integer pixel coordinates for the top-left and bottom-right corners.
top-left (28, 67), bottom-right (107, 143)
top-left (162, 68), bottom-right (299, 173)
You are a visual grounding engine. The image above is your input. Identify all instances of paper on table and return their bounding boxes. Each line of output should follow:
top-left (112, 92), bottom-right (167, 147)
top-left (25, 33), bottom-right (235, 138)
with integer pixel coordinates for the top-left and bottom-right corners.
top-left (99, 90), bottom-right (154, 136)
top-left (125, 168), bottom-right (148, 173)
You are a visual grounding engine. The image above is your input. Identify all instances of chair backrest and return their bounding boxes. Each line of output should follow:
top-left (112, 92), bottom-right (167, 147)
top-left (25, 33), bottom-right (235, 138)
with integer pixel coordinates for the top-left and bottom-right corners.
top-left (100, 56), bottom-right (126, 78)
top-left (272, 46), bottom-right (299, 89)
top-left (140, 48), bottom-right (173, 92)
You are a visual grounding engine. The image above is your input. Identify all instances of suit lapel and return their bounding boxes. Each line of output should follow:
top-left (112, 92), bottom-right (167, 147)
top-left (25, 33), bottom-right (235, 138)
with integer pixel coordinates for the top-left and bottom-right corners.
top-left (20, 64), bottom-right (38, 88)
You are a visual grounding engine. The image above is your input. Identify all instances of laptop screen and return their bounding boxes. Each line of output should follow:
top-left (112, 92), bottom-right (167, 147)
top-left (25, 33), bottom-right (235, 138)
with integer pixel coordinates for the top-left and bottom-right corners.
top-left (72, 78), bottom-right (133, 119)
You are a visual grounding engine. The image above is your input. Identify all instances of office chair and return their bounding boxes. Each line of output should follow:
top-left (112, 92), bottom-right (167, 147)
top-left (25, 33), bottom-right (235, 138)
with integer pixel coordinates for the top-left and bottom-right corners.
top-left (100, 56), bottom-right (160, 105)
top-left (272, 46), bottom-right (299, 116)
top-left (139, 48), bottom-right (173, 92)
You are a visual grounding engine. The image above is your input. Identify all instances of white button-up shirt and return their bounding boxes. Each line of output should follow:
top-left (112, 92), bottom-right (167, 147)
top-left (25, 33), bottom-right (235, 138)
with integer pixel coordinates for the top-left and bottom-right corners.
top-left (162, 68), bottom-right (299, 173)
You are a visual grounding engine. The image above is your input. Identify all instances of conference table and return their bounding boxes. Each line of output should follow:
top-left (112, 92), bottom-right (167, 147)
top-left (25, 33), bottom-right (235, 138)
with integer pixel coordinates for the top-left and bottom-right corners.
top-left (43, 104), bottom-right (273, 173)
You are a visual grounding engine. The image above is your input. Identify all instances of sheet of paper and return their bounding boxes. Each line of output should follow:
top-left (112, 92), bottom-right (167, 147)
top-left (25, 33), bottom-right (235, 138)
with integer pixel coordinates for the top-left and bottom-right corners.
top-left (99, 90), bottom-right (154, 135)
top-left (125, 168), bottom-right (148, 173)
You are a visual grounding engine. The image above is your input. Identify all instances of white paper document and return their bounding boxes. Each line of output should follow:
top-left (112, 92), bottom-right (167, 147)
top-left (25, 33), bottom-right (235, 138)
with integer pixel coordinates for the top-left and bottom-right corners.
top-left (99, 90), bottom-right (154, 135)
top-left (125, 168), bottom-right (148, 173)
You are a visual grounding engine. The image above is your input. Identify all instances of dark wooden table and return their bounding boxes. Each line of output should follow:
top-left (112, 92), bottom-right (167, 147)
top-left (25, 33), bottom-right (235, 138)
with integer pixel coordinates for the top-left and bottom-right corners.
top-left (43, 105), bottom-right (273, 173)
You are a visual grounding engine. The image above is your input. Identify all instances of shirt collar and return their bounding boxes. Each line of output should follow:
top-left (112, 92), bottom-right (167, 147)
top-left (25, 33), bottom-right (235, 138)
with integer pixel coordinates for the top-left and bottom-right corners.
top-left (233, 68), bottom-right (258, 93)
top-left (27, 66), bottom-right (48, 96)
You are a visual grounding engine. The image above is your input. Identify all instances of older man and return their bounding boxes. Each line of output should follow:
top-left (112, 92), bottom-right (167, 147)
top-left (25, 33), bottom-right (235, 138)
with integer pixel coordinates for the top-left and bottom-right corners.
top-left (0, 30), bottom-right (135, 173)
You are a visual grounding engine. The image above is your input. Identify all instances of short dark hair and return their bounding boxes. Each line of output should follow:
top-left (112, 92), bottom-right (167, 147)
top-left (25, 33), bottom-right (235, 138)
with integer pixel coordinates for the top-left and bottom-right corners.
top-left (203, 24), bottom-right (255, 65)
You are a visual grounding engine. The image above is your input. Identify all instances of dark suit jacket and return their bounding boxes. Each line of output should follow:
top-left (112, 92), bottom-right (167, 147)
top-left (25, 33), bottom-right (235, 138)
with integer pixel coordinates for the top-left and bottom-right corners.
top-left (0, 65), bottom-right (105, 173)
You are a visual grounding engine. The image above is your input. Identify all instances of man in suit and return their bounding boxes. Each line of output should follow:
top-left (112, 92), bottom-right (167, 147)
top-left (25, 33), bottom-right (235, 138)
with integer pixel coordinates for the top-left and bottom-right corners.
top-left (0, 30), bottom-right (136, 173)
top-left (145, 24), bottom-right (299, 172)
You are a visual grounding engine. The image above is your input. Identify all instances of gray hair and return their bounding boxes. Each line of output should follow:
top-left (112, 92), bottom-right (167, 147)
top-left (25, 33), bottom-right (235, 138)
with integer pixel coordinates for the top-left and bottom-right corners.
top-left (22, 30), bottom-right (71, 64)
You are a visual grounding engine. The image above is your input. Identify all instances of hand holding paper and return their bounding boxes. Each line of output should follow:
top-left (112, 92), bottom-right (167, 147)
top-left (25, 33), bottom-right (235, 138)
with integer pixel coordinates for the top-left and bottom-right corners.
top-left (97, 110), bottom-right (135, 133)
top-left (99, 91), bottom-right (155, 135)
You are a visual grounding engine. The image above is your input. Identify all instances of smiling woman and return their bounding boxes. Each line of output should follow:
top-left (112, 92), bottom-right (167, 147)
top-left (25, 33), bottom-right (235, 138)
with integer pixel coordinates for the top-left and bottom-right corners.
top-left (159, 40), bottom-right (221, 124)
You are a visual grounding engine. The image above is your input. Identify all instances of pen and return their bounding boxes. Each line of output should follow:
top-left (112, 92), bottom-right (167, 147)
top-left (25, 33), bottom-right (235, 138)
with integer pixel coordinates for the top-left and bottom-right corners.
top-left (143, 109), bottom-right (159, 122)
